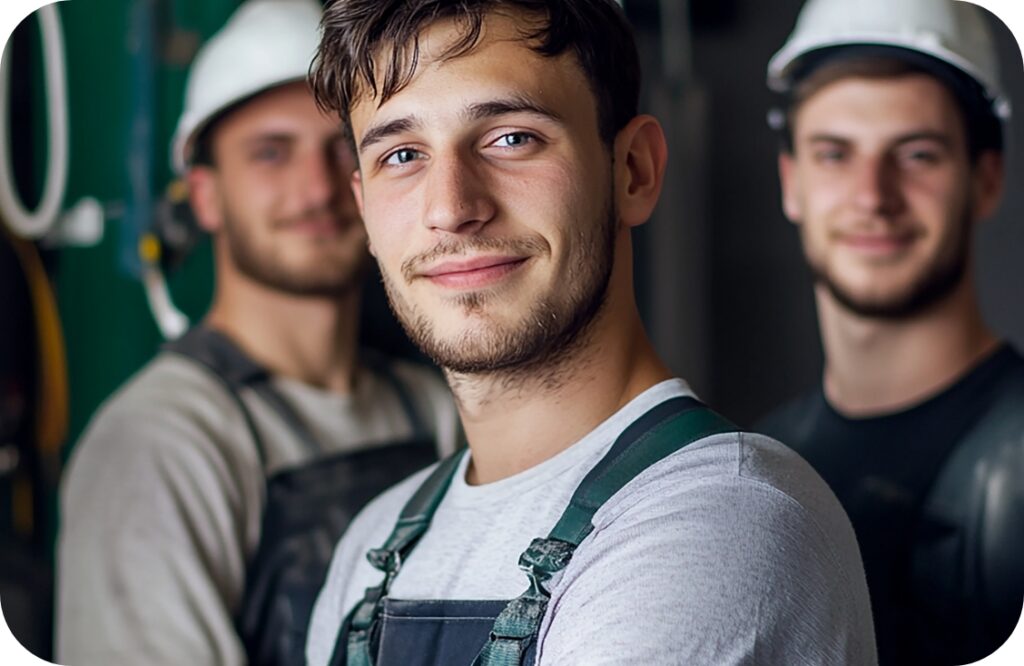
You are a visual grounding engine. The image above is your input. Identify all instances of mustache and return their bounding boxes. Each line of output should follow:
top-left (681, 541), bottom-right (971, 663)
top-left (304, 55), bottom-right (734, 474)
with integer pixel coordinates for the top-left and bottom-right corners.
top-left (271, 205), bottom-right (358, 229)
top-left (401, 236), bottom-right (548, 281)
top-left (830, 217), bottom-right (922, 235)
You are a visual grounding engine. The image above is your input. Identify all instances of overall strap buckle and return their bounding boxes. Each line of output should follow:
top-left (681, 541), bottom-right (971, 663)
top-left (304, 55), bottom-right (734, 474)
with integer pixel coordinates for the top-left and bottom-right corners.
top-left (518, 537), bottom-right (575, 593)
top-left (471, 538), bottom-right (577, 666)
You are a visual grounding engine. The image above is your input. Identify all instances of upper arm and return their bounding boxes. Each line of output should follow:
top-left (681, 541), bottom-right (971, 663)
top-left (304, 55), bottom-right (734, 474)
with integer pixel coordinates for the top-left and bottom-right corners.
top-left (56, 394), bottom-right (256, 665)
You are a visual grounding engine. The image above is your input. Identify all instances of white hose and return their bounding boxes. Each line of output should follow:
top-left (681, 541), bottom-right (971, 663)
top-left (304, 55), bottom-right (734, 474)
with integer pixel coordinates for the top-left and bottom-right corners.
top-left (142, 266), bottom-right (190, 340)
top-left (0, 2), bottom-right (69, 239)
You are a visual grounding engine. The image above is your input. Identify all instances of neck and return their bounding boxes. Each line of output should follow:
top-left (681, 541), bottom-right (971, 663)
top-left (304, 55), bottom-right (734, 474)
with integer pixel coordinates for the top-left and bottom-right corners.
top-left (205, 265), bottom-right (361, 395)
top-left (817, 276), bottom-right (998, 416)
top-left (451, 277), bottom-right (671, 485)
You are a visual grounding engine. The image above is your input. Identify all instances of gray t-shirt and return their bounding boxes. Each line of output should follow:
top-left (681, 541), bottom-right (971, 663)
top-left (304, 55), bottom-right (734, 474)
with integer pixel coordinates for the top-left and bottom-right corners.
top-left (56, 351), bottom-right (460, 666)
top-left (307, 379), bottom-right (876, 665)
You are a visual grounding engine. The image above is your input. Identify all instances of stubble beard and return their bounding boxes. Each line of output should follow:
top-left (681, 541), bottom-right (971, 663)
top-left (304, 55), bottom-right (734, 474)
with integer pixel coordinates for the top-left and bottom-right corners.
top-left (381, 200), bottom-right (617, 378)
top-left (222, 207), bottom-right (370, 299)
top-left (807, 206), bottom-right (972, 319)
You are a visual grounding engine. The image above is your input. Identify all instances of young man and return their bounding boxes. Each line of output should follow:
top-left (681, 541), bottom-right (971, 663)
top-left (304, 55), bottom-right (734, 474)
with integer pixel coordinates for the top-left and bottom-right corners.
top-left (760, 0), bottom-right (1024, 663)
top-left (304, 1), bottom-right (875, 664)
top-left (56, 1), bottom-right (459, 664)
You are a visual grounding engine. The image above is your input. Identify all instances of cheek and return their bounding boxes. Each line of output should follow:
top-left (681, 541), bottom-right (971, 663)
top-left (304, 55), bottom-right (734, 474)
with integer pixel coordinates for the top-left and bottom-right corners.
top-left (361, 202), bottom-right (409, 273)
top-left (502, 159), bottom-right (582, 231)
top-left (223, 171), bottom-right (280, 220)
top-left (905, 173), bottom-right (963, 224)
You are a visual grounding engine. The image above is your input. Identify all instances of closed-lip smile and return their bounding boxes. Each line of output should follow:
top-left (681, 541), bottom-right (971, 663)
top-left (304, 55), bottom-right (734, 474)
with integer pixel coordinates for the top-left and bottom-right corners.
top-left (833, 228), bottom-right (921, 255)
top-left (419, 255), bottom-right (528, 289)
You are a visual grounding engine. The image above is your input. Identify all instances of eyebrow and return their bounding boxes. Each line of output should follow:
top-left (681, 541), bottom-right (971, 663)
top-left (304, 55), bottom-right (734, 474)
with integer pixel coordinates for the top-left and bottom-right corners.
top-left (357, 95), bottom-right (563, 154)
top-left (359, 117), bottom-right (421, 154)
top-left (806, 131), bottom-right (953, 147)
top-left (244, 133), bottom-right (295, 146)
top-left (461, 95), bottom-right (563, 124)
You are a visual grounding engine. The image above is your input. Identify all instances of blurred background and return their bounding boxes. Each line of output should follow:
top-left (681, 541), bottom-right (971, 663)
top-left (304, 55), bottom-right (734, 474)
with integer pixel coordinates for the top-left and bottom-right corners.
top-left (0, 0), bottom-right (1021, 659)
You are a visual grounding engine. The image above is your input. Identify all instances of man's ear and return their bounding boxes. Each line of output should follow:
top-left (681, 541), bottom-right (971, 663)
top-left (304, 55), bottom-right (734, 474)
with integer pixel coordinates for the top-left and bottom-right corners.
top-left (971, 150), bottom-right (1004, 223)
top-left (778, 151), bottom-right (803, 225)
top-left (186, 167), bottom-right (224, 233)
top-left (614, 115), bottom-right (668, 229)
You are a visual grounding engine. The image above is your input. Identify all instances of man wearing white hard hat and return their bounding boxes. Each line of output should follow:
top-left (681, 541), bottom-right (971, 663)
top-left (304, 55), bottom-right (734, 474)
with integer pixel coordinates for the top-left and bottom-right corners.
top-left (56, 1), bottom-right (459, 664)
top-left (759, 0), bottom-right (1024, 663)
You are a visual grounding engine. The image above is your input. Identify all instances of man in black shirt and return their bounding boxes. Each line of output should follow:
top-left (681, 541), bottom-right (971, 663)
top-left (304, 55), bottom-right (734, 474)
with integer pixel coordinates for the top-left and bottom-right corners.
top-left (760, 0), bottom-right (1024, 663)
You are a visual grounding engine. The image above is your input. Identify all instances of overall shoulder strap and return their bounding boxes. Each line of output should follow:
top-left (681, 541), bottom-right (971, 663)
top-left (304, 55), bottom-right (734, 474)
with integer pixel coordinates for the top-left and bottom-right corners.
top-left (164, 326), bottom-right (271, 464)
top-left (165, 326), bottom-right (322, 461)
top-left (474, 396), bottom-right (738, 666)
top-left (338, 451), bottom-right (466, 666)
top-left (163, 325), bottom-right (268, 387)
top-left (550, 396), bottom-right (735, 545)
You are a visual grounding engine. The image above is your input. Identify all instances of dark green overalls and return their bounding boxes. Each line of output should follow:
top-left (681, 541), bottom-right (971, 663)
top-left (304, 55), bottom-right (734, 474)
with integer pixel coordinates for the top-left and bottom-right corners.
top-left (329, 395), bottom-right (736, 666)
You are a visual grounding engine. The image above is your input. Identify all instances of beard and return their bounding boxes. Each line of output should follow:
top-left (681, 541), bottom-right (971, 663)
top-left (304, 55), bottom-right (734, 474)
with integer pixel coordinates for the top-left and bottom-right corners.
top-left (222, 206), bottom-right (369, 298)
top-left (807, 207), bottom-right (972, 319)
top-left (381, 199), bottom-right (617, 376)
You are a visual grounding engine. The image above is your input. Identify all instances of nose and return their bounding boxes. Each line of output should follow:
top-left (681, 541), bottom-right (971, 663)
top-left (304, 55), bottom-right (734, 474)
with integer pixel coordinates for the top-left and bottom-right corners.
top-left (422, 150), bottom-right (497, 234)
top-left (294, 145), bottom-right (349, 213)
top-left (851, 155), bottom-right (905, 217)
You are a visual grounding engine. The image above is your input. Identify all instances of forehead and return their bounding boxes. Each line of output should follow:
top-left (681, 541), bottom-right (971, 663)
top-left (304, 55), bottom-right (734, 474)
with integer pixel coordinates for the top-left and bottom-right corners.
top-left (348, 12), bottom-right (595, 137)
top-left (793, 74), bottom-right (964, 143)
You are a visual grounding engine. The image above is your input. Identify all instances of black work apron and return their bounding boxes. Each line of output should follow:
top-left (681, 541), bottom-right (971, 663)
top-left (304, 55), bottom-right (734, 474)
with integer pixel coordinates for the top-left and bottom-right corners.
top-left (330, 396), bottom-right (737, 666)
top-left (165, 326), bottom-right (439, 666)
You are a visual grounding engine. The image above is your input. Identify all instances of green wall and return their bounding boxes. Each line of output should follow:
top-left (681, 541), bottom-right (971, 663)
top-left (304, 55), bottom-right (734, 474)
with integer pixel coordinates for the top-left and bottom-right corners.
top-left (53, 0), bottom-right (241, 450)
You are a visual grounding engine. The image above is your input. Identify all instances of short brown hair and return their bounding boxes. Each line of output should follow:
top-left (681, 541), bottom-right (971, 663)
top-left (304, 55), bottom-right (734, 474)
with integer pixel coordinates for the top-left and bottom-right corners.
top-left (779, 49), bottom-right (1003, 161)
top-left (311, 0), bottom-right (640, 146)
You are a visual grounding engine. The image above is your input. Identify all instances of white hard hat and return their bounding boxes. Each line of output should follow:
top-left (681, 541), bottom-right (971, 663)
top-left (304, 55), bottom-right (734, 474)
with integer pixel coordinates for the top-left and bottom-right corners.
top-left (170, 0), bottom-right (323, 173)
top-left (767, 0), bottom-right (1010, 119)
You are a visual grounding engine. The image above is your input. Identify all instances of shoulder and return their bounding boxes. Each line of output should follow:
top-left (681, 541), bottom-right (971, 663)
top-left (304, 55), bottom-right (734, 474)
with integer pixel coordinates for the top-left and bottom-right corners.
top-left (541, 431), bottom-right (874, 663)
top-left (594, 429), bottom-right (871, 619)
top-left (86, 352), bottom-right (241, 433)
top-left (934, 363), bottom-right (1024, 486)
top-left (595, 431), bottom-right (859, 565)
top-left (73, 353), bottom-right (247, 455)
top-left (62, 352), bottom-right (255, 515)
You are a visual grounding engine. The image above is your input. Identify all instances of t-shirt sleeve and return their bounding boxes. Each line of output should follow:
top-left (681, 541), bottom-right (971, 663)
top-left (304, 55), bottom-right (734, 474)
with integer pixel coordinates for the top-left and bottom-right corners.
top-left (56, 381), bottom-right (256, 666)
top-left (535, 472), bottom-right (876, 665)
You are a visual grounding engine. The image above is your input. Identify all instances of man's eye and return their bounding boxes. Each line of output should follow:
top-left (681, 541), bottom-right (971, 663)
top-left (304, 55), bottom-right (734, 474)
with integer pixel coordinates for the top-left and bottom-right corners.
top-left (814, 149), bottom-right (846, 164)
top-left (903, 150), bottom-right (940, 165)
top-left (252, 146), bottom-right (286, 163)
top-left (383, 148), bottom-right (422, 166)
top-left (493, 132), bottom-right (535, 148)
